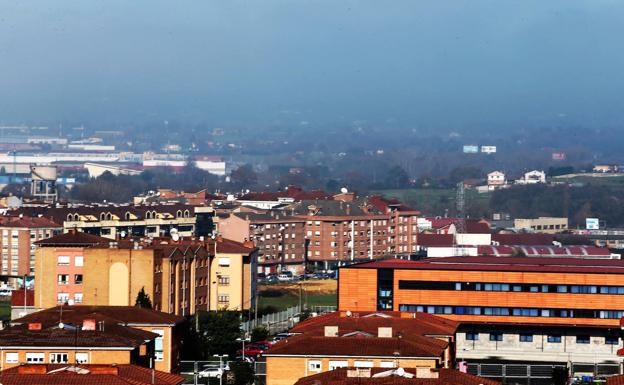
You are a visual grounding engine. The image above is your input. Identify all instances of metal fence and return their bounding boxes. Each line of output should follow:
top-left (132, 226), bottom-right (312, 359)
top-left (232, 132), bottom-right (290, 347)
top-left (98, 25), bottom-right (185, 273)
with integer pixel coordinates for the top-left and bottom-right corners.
top-left (242, 305), bottom-right (337, 334)
top-left (467, 363), bottom-right (621, 385)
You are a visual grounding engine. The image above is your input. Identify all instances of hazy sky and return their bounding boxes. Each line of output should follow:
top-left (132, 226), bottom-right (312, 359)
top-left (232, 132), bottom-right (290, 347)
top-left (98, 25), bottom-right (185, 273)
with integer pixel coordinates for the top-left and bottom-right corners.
top-left (1, 0), bottom-right (623, 129)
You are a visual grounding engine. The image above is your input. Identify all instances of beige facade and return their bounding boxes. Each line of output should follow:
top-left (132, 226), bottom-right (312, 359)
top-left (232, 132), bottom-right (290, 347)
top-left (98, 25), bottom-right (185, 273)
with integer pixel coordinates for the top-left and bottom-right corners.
top-left (514, 217), bottom-right (568, 233)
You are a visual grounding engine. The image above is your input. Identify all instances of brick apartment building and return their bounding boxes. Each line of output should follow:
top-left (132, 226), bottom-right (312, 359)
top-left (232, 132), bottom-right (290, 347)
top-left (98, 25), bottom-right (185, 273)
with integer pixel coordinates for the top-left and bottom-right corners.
top-left (0, 217), bottom-right (61, 278)
top-left (34, 230), bottom-right (257, 315)
top-left (219, 211), bottom-right (307, 274)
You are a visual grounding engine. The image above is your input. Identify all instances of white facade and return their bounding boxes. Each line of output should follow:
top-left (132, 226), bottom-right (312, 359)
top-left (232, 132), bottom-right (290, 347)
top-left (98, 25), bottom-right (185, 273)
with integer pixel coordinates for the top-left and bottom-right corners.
top-left (516, 170), bottom-right (546, 185)
top-left (487, 171), bottom-right (506, 186)
top-left (481, 146), bottom-right (497, 154)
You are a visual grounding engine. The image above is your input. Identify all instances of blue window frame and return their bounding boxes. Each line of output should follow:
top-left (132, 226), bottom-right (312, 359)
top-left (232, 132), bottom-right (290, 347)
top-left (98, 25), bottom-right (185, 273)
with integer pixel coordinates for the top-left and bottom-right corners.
top-left (519, 334), bottom-right (533, 342)
top-left (489, 332), bottom-right (503, 342)
top-left (466, 332), bottom-right (479, 341)
top-left (548, 335), bottom-right (562, 343)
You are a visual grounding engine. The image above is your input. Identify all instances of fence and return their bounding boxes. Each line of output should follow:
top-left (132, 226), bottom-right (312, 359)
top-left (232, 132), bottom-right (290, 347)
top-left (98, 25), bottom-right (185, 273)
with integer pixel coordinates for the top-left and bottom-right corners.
top-left (467, 363), bottom-right (621, 385)
top-left (242, 305), bottom-right (337, 334)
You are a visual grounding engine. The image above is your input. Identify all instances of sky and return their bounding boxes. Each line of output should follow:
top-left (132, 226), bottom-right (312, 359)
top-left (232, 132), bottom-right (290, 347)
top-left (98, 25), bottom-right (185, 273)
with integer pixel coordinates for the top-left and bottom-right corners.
top-left (0, 0), bottom-right (623, 130)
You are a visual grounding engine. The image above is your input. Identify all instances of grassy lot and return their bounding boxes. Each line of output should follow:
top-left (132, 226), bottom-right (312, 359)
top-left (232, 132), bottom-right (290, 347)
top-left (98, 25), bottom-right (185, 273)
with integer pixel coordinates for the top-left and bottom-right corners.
top-left (257, 280), bottom-right (337, 313)
top-left (551, 173), bottom-right (624, 187)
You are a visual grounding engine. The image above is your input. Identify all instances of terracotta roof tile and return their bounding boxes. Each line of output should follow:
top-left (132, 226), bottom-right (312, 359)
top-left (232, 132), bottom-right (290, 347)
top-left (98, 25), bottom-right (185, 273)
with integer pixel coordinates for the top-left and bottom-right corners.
top-left (294, 368), bottom-right (499, 385)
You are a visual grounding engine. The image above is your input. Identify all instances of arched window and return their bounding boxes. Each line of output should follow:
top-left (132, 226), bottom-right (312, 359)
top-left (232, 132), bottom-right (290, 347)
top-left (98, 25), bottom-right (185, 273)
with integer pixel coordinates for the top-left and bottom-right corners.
top-left (67, 214), bottom-right (73, 221)
top-left (125, 212), bottom-right (131, 220)
top-left (184, 210), bottom-right (190, 218)
top-left (145, 211), bottom-right (152, 219)
top-left (100, 213), bottom-right (106, 221)
top-left (176, 210), bottom-right (182, 218)
top-left (106, 213), bottom-right (112, 221)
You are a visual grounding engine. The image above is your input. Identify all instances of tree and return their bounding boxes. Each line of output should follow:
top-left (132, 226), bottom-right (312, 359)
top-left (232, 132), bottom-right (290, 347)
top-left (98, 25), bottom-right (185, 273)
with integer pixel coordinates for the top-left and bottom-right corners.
top-left (230, 164), bottom-right (258, 190)
top-left (250, 326), bottom-right (268, 343)
top-left (383, 166), bottom-right (410, 189)
top-left (184, 311), bottom-right (242, 360)
top-left (135, 287), bottom-right (152, 309)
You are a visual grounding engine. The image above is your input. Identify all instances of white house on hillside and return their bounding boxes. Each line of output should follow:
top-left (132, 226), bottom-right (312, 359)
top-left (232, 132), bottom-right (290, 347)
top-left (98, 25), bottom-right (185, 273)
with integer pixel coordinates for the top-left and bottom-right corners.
top-left (516, 170), bottom-right (546, 185)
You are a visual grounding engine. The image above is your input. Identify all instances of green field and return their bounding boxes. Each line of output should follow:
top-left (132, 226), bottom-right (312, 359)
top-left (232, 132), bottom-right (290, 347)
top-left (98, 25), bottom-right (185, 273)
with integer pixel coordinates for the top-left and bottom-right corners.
top-left (551, 173), bottom-right (624, 187)
top-left (373, 188), bottom-right (490, 216)
top-left (257, 281), bottom-right (337, 313)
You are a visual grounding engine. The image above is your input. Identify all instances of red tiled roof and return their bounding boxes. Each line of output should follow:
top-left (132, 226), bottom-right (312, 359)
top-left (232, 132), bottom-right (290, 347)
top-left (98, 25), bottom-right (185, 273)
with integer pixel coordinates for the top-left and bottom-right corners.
top-left (289, 311), bottom-right (458, 337)
top-left (491, 233), bottom-right (554, 245)
top-left (34, 231), bottom-right (110, 247)
top-left (608, 373), bottom-right (624, 385)
top-left (14, 306), bottom-right (184, 327)
top-left (0, 216), bottom-right (61, 229)
top-left (205, 237), bottom-right (256, 254)
top-left (0, 364), bottom-right (183, 385)
top-left (349, 256), bottom-right (624, 274)
top-left (266, 334), bottom-right (446, 358)
top-left (294, 368), bottom-right (499, 385)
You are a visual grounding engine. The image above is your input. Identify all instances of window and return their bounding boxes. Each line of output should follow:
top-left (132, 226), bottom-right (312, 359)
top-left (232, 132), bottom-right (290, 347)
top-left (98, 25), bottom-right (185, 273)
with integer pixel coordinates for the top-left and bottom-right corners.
top-left (576, 335), bottom-right (590, 344)
top-left (548, 335), bottom-right (562, 343)
top-left (218, 276), bottom-right (230, 285)
top-left (5, 352), bottom-right (18, 363)
top-left (153, 329), bottom-right (164, 361)
top-left (218, 257), bottom-right (230, 267)
top-left (380, 361), bottom-right (396, 368)
top-left (466, 332), bottom-right (479, 341)
top-left (218, 294), bottom-right (229, 304)
top-left (58, 274), bottom-right (69, 285)
top-left (57, 293), bottom-right (69, 304)
top-left (489, 332), bottom-right (503, 341)
top-left (57, 256), bottom-right (70, 266)
top-left (606, 336), bottom-right (619, 345)
top-left (308, 360), bottom-right (322, 371)
top-left (328, 360), bottom-right (347, 370)
top-left (76, 352), bottom-right (89, 364)
top-left (354, 361), bottom-right (373, 368)
top-left (74, 274), bottom-right (83, 284)
top-left (520, 334), bottom-right (533, 342)
top-left (75, 256), bottom-right (84, 267)
top-left (50, 353), bottom-right (68, 364)
top-left (26, 353), bottom-right (44, 363)
top-left (74, 293), bottom-right (83, 303)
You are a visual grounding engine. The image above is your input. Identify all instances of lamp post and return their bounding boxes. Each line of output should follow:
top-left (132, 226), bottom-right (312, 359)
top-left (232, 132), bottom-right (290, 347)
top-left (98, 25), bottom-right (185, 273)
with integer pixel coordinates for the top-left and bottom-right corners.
top-left (213, 354), bottom-right (227, 385)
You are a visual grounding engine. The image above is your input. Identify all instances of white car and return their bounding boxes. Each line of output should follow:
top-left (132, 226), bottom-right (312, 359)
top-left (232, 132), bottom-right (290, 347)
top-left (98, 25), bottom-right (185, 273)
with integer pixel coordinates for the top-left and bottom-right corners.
top-left (197, 364), bottom-right (229, 378)
top-left (277, 273), bottom-right (293, 281)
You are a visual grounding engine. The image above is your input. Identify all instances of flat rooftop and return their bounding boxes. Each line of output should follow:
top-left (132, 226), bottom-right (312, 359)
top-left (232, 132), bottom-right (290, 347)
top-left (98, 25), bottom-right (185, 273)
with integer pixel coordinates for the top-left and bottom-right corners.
top-left (346, 256), bottom-right (624, 274)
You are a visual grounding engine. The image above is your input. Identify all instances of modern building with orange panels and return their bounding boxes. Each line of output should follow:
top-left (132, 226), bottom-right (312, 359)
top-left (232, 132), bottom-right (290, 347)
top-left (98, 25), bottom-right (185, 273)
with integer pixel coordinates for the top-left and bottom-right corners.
top-left (339, 257), bottom-right (624, 326)
top-left (338, 257), bottom-right (624, 378)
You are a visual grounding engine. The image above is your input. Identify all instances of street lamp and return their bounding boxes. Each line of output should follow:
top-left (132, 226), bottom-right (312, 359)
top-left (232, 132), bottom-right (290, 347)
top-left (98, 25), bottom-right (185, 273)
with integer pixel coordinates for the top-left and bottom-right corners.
top-left (213, 354), bottom-right (227, 385)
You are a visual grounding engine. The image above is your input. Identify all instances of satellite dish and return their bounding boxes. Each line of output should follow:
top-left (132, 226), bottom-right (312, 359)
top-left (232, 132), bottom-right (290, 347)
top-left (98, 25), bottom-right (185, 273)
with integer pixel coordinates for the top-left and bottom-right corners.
top-left (59, 322), bottom-right (64, 329)
top-left (170, 228), bottom-right (180, 242)
top-left (340, 187), bottom-right (348, 194)
top-left (120, 231), bottom-right (127, 238)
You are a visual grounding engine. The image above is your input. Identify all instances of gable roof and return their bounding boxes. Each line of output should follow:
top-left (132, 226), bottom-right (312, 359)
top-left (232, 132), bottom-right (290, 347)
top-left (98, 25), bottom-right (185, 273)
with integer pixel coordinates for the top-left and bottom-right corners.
top-left (294, 368), bottom-right (499, 385)
top-left (0, 364), bottom-right (183, 385)
top-left (34, 231), bottom-right (110, 247)
top-left (13, 306), bottom-right (185, 327)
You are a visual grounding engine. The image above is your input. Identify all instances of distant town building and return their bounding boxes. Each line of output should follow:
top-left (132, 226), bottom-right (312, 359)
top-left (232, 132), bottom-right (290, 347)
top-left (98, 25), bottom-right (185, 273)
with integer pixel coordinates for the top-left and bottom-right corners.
top-left (480, 145), bottom-right (497, 154)
top-left (486, 171), bottom-right (506, 188)
top-left (515, 170), bottom-right (546, 185)
top-left (593, 164), bottom-right (619, 173)
top-left (514, 217), bottom-right (568, 233)
top-left (463, 145), bottom-right (479, 154)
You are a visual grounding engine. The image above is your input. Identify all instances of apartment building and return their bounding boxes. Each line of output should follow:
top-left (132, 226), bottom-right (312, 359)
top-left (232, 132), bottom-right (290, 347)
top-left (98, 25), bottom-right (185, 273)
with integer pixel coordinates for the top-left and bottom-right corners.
top-left (219, 211), bottom-right (307, 274)
top-left (9, 306), bottom-right (185, 373)
top-left (15, 203), bottom-right (215, 239)
top-left (34, 230), bottom-right (257, 315)
top-left (0, 217), bottom-right (61, 278)
top-left (264, 311), bottom-right (458, 385)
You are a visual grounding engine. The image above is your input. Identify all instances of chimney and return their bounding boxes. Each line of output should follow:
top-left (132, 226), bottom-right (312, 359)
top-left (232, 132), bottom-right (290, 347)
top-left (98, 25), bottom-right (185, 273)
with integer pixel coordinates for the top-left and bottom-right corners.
top-left (28, 322), bottom-right (42, 331)
top-left (324, 325), bottom-right (339, 337)
top-left (82, 319), bottom-right (96, 331)
top-left (345, 204), bottom-right (351, 215)
top-left (416, 368), bottom-right (439, 379)
top-left (378, 327), bottom-right (393, 338)
top-left (243, 239), bottom-right (255, 249)
top-left (347, 368), bottom-right (371, 378)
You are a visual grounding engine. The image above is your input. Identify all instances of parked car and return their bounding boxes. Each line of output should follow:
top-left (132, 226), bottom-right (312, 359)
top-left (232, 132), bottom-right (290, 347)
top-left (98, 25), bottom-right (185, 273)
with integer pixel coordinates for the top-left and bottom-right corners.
top-left (237, 343), bottom-right (265, 357)
top-left (198, 363), bottom-right (230, 378)
top-left (270, 333), bottom-right (295, 345)
top-left (277, 272), bottom-right (293, 281)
